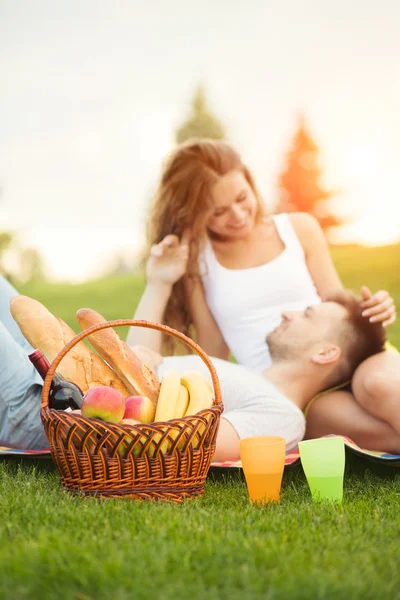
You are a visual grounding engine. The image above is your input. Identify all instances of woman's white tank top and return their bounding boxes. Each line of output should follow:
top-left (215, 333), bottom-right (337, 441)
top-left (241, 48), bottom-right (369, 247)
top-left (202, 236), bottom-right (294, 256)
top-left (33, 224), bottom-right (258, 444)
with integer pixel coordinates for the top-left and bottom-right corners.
top-left (200, 213), bottom-right (322, 372)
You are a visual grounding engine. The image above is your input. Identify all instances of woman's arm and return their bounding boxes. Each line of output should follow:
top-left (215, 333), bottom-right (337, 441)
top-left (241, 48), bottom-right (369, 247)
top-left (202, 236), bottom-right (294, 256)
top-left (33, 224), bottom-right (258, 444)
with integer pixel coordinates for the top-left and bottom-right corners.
top-left (126, 233), bottom-right (190, 352)
top-left (290, 212), bottom-right (343, 298)
top-left (184, 275), bottom-right (230, 360)
top-left (126, 230), bottom-right (230, 358)
top-left (127, 220), bottom-right (230, 359)
top-left (126, 280), bottom-right (173, 353)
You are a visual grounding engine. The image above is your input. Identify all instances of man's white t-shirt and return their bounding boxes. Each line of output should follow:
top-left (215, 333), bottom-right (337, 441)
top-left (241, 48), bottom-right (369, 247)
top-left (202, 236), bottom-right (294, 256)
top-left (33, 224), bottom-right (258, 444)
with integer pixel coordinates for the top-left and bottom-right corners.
top-left (157, 355), bottom-right (305, 451)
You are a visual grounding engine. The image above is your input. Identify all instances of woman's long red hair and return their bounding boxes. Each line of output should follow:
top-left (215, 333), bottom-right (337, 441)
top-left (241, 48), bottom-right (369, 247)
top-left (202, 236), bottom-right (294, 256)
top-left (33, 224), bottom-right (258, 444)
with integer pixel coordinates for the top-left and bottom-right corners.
top-left (146, 138), bottom-right (266, 352)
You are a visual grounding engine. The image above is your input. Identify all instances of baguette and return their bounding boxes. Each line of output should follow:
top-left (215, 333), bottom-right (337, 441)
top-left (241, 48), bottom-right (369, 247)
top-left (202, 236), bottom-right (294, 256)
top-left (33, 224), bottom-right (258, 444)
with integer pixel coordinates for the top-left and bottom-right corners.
top-left (76, 308), bottom-right (160, 406)
top-left (10, 295), bottom-right (131, 396)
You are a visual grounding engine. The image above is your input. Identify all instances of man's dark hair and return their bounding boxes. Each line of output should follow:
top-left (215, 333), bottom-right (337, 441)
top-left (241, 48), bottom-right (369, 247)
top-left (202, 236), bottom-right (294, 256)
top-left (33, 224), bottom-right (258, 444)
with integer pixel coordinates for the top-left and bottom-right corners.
top-left (323, 289), bottom-right (387, 389)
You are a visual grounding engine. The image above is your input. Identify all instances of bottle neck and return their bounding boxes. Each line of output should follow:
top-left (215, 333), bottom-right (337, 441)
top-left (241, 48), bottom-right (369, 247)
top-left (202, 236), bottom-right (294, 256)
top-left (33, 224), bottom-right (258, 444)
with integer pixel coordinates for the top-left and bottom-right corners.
top-left (29, 349), bottom-right (58, 382)
top-left (28, 349), bottom-right (82, 410)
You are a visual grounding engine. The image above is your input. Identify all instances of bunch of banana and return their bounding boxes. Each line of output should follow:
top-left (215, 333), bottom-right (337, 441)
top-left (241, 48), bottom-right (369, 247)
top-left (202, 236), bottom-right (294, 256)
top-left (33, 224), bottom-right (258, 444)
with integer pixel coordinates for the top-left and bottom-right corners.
top-left (149, 369), bottom-right (214, 455)
top-left (118, 369), bottom-right (214, 458)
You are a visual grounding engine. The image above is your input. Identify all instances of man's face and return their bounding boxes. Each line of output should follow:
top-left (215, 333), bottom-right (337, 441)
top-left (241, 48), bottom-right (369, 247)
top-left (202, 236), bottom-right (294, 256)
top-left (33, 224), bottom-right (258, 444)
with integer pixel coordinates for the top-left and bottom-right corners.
top-left (267, 302), bottom-right (349, 361)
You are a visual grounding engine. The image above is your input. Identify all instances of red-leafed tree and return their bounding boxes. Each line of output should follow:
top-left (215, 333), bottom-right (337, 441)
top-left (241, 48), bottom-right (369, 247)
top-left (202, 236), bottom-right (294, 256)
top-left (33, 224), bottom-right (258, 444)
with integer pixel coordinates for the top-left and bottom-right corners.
top-left (277, 115), bottom-right (342, 234)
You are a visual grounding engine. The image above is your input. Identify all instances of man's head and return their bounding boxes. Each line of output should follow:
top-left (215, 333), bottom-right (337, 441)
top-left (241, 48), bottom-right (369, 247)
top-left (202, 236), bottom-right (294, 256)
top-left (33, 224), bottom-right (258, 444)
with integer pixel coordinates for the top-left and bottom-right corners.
top-left (267, 290), bottom-right (387, 389)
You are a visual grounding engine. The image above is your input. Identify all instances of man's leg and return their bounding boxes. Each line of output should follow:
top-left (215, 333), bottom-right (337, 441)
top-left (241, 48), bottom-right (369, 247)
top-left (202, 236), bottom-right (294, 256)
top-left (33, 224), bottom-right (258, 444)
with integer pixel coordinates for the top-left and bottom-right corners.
top-left (351, 350), bottom-right (400, 434)
top-left (0, 322), bottom-right (48, 449)
top-left (0, 275), bottom-right (34, 351)
top-left (305, 390), bottom-right (400, 454)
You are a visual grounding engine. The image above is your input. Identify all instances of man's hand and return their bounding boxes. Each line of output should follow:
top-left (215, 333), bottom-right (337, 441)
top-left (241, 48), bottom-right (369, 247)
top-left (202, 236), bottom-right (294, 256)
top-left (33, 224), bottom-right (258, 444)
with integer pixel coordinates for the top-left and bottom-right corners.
top-left (146, 230), bottom-right (191, 286)
top-left (360, 286), bottom-right (397, 327)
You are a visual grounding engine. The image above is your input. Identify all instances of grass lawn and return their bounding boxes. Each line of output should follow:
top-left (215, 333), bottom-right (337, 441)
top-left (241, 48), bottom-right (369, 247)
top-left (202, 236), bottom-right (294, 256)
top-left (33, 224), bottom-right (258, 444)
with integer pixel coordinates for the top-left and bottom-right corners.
top-left (1, 457), bottom-right (400, 600)
top-left (1, 243), bottom-right (399, 599)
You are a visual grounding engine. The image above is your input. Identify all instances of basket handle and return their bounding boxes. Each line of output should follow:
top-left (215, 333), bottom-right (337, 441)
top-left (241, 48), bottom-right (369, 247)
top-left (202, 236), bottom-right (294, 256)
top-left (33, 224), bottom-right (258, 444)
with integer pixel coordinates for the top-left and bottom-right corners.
top-left (41, 319), bottom-right (222, 408)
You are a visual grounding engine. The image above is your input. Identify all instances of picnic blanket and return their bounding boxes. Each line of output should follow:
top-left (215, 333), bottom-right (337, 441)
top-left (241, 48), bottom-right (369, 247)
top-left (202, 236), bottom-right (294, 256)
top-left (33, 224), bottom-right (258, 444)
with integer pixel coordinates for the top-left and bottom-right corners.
top-left (211, 435), bottom-right (400, 469)
top-left (0, 446), bottom-right (51, 456)
top-left (2, 435), bottom-right (400, 467)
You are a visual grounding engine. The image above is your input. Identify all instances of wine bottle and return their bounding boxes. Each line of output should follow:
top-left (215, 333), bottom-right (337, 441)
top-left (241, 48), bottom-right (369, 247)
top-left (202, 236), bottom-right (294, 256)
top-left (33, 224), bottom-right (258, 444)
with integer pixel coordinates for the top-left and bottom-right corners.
top-left (29, 349), bottom-right (84, 411)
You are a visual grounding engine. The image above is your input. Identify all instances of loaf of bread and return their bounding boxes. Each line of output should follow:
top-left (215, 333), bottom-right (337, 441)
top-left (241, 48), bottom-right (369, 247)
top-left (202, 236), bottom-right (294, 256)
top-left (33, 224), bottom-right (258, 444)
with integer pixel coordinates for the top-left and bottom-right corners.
top-left (10, 295), bottom-right (131, 396)
top-left (76, 308), bottom-right (160, 406)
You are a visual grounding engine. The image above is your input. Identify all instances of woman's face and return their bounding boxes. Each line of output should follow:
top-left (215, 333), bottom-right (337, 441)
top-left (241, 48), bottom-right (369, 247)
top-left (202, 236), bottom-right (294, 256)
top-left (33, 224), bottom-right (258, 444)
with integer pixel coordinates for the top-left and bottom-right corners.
top-left (207, 170), bottom-right (258, 239)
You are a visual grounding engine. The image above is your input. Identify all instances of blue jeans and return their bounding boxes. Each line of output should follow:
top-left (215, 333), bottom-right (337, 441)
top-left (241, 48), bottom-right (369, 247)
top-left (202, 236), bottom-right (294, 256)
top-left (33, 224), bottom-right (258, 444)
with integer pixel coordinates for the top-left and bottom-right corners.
top-left (0, 277), bottom-right (48, 449)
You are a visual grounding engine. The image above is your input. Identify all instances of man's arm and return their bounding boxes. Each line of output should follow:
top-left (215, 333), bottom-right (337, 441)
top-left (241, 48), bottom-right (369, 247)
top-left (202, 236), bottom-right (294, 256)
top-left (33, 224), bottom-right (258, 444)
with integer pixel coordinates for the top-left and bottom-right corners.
top-left (213, 418), bottom-right (241, 462)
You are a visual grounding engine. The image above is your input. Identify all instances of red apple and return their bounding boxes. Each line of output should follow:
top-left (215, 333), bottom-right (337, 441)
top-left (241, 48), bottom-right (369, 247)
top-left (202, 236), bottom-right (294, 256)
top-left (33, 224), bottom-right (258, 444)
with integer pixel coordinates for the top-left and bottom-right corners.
top-left (81, 385), bottom-right (125, 423)
top-left (123, 395), bottom-right (155, 424)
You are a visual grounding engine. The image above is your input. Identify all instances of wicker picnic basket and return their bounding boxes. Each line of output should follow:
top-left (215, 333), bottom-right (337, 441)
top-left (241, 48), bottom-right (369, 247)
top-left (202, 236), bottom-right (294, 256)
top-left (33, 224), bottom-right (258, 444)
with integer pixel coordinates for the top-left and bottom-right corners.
top-left (41, 319), bottom-right (223, 503)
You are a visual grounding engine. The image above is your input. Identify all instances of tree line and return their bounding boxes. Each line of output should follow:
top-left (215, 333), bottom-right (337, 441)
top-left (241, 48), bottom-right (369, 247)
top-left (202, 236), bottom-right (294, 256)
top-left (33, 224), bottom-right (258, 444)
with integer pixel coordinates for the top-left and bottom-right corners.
top-left (1, 84), bottom-right (342, 283)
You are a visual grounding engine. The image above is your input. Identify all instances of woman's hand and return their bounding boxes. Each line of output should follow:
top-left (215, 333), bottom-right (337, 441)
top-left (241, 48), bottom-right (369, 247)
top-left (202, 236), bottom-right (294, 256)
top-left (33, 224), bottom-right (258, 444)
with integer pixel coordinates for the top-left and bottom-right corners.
top-left (146, 230), bottom-right (191, 285)
top-left (360, 285), bottom-right (397, 327)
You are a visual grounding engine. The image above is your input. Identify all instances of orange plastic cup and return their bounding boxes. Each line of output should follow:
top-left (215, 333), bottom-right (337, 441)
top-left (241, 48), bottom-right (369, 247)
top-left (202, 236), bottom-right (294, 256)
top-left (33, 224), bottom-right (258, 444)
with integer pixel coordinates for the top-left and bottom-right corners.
top-left (240, 436), bottom-right (286, 504)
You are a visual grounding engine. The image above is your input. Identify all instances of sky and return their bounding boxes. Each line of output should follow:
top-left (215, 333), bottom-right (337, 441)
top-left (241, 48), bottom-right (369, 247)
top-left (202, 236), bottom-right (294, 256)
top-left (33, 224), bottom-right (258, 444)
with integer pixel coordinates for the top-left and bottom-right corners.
top-left (1, 0), bottom-right (400, 281)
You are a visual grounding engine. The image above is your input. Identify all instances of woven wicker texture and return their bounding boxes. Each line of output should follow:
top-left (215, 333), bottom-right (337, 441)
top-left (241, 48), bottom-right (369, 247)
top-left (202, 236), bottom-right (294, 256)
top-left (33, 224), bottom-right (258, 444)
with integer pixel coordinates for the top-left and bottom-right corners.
top-left (41, 319), bottom-right (223, 503)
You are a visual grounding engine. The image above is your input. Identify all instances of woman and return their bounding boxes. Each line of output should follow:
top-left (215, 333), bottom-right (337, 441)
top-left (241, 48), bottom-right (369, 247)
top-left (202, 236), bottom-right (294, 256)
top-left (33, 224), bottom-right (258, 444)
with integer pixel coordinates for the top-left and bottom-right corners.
top-left (128, 138), bottom-right (399, 445)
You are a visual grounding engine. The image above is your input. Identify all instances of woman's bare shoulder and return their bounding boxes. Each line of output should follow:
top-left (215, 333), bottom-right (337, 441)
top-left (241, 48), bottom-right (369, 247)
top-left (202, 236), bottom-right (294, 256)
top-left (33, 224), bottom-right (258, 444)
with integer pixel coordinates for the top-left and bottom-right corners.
top-left (288, 212), bottom-right (321, 233)
top-left (288, 212), bottom-right (324, 247)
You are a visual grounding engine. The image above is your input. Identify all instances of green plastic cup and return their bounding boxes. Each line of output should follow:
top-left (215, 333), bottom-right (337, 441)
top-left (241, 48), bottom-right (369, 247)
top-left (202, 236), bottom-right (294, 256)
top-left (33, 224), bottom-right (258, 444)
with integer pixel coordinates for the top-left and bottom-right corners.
top-left (298, 437), bottom-right (345, 502)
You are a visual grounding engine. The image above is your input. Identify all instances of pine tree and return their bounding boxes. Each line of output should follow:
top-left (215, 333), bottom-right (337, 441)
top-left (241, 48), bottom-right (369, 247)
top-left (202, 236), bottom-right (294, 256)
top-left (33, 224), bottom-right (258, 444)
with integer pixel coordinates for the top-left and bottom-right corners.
top-left (175, 85), bottom-right (226, 143)
top-left (277, 115), bottom-right (342, 233)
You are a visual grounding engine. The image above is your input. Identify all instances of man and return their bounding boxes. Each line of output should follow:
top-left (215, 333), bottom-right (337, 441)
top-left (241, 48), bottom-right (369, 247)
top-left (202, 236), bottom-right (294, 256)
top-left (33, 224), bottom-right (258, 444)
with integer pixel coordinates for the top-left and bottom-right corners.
top-left (131, 289), bottom-right (387, 461)
top-left (0, 276), bottom-right (388, 460)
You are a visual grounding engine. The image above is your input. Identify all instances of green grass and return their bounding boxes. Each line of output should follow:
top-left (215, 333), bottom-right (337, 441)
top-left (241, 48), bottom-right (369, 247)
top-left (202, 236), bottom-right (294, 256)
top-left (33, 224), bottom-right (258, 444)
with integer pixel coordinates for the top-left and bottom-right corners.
top-left (1, 242), bottom-right (399, 599)
top-left (1, 457), bottom-right (400, 600)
